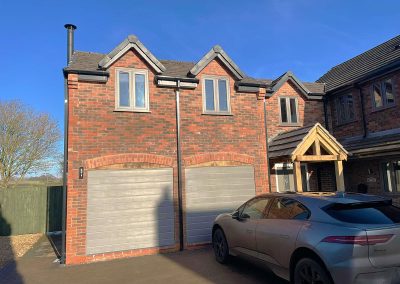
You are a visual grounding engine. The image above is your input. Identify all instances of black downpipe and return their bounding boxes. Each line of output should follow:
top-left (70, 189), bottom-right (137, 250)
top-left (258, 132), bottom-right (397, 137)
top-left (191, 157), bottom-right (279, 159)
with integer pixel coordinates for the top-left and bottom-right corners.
top-left (175, 80), bottom-right (184, 251)
top-left (323, 97), bottom-right (329, 131)
top-left (263, 97), bottom-right (272, 192)
top-left (61, 24), bottom-right (76, 265)
top-left (357, 86), bottom-right (368, 138)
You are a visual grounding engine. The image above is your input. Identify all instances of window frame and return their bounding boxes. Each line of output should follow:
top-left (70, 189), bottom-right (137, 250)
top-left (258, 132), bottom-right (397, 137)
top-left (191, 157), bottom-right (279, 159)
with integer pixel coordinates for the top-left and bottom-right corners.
top-left (371, 76), bottom-right (396, 111)
top-left (115, 67), bottom-right (150, 112)
top-left (274, 163), bottom-right (309, 192)
top-left (239, 197), bottom-right (272, 220)
top-left (202, 76), bottom-right (231, 115)
top-left (335, 92), bottom-right (355, 125)
top-left (265, 197), bottom-right (311, 220)
top-left (381, 159), bottom-right (400, 194)
top-left (278, 96), bottom-right (299, 125)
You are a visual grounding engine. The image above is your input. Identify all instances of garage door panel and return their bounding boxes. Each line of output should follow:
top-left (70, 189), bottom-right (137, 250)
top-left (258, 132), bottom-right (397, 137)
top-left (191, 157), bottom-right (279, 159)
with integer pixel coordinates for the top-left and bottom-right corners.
top-left (185, 166), bottom-right (255, 245)
top-left (88, 234), bottom-right (175, 255)
top-left (87, 221), bottom-right (175, 237)
top-left (86, 168), bottom-right (175, 255)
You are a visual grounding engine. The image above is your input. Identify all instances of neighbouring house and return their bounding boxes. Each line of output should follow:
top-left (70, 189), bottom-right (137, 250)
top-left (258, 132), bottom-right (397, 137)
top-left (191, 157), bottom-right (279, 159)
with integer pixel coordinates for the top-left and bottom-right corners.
top-left (317, 36), bottom-right (400, 197)
top-left (62, 24), bottom-right (400, 265)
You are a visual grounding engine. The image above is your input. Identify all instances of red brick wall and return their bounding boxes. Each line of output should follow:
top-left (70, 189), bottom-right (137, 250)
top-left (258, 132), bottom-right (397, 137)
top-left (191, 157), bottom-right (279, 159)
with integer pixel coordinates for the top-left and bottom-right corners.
top-left (66, 49), bottom-right (180, 264)
top-left (328, 70), bottom-right (400, 140)
top-left (344, 159), bottom-right (382, 194)
top-left (67, 47), bottom-right (327, 264)
top-left (66, 52), bottom-right (271, 264)
top-left (265, 80), bottom-right (325, 139)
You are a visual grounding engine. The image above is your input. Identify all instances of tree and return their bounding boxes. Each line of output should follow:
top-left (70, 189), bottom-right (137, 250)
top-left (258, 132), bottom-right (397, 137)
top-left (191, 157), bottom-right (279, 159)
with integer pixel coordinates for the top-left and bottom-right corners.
top-left (0, 101), bottom-right (61, 188)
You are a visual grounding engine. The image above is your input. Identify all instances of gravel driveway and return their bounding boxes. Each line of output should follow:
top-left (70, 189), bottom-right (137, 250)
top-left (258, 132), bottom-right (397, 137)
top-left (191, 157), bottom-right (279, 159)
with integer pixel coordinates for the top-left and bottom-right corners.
top-left (0, 234), bottom-right (42, 269)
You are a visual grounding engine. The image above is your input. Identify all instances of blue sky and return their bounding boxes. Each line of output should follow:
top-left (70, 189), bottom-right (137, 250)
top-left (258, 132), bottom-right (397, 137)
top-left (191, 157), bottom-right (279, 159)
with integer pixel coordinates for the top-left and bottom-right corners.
top-left (0, 0), bottom-right (399, 137)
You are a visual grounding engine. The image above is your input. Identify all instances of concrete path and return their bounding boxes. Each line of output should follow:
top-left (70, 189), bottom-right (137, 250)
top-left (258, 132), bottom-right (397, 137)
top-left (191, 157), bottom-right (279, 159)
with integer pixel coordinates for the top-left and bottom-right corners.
top-left (0, 237), bottom-right (288, 284)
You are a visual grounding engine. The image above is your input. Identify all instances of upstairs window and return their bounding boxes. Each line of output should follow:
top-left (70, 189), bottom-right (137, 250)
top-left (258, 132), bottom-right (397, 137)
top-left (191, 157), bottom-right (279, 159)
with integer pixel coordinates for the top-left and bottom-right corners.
top-left (279, 97), bottom-right (298, 124)
top-left (203, 77), bottom-right (230, 114)
top-left (372, 77), bottom-right (395, 109)
top-left (115, 68), bottom-right (149, 112)
top-left (336, 93), bottom-right (355, 124)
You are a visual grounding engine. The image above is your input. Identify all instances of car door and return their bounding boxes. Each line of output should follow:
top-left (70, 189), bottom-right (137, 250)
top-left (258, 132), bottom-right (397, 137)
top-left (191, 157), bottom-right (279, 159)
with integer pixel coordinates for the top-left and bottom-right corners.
top-left (256, 197), bottom-right (309, 268)
top-left (228, 197), bottom-right (271, 259)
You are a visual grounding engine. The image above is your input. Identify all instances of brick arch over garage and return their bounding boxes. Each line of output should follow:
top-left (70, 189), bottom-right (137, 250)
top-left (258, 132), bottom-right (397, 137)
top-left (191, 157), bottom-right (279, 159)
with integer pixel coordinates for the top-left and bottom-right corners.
top-left (183, 152), bottom-right (255, 167)
top-left (84, 153), bottom-right (175, 169)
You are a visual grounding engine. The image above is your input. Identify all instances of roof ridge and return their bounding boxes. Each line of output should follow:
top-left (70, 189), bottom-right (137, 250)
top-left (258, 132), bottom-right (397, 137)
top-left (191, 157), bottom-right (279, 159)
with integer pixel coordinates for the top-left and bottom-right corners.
top-left (73, 50), bottom-right (106, 56)
top-left (159, 59), bottom-right (196, 64)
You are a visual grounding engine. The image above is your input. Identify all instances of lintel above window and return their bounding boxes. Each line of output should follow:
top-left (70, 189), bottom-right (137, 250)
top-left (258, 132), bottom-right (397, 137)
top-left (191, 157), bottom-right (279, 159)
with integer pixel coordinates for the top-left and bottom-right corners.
top-left (115, 68), bottom-right (149, 112)
top-left (202, 76), bottom-right (231, 114)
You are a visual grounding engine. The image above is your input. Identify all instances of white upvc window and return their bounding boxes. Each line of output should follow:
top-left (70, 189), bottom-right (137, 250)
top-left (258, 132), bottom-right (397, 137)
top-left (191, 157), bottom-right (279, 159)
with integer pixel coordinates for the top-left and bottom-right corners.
top-left (115, 68), bottom-right (149, 112)
top-left (279, 97), bottom-right (299, 125)
top-left (202, 76), bottom-right (231, 114)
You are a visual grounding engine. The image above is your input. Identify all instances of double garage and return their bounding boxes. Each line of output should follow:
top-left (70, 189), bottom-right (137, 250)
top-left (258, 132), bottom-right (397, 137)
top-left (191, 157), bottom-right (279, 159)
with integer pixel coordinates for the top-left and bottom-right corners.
top-left (85, 165), bottom-right (255, 255)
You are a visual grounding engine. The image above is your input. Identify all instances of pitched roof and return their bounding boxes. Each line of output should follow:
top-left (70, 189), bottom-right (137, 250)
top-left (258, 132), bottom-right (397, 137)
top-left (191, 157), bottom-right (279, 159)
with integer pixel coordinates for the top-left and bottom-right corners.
top-left (317, 35), bottom-right (400, 92)
top-left (269, 71), bottom-right (325, 98)
top-left (64, 51), bottom-right (105, 72)
top-left (340, 132), bottom-right (400, 158)
top-left (268, 125), bottom-right (315, 158)
top-left (188, 45), bottom-right (245, 80)
top-left (64, 47), bottom-right (324, 95)
top-left (268, 123), bottom-right (347, 159)
top-left (98, 35), bottom-right (166, 73)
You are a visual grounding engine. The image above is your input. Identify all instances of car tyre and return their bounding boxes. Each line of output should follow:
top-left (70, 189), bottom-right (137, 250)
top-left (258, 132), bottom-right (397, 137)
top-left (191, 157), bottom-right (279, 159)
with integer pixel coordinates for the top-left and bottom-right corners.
top-left (293, 257), bottom-right (332, 284)
top-left (212, 228), bottom-right (230, 264)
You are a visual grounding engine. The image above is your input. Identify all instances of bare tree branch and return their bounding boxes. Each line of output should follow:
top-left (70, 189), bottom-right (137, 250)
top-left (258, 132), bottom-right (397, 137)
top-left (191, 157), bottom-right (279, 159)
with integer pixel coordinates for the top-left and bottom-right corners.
top-left (0, 101), bottom-right (61, 188)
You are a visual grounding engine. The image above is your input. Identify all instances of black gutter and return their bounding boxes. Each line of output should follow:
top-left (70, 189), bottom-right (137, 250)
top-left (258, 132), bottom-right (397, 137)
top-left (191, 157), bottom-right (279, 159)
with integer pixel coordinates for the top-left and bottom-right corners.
top-left (61, 23), bottom-right (76, 265)
top-left (63, 69), bottom-right (109, 76)
top-left (175, 80), bottom-right (184, 251)
top-left (263, 95), bottom-right (272, 192)
top-left (155, 75), bottom-right (199, 83)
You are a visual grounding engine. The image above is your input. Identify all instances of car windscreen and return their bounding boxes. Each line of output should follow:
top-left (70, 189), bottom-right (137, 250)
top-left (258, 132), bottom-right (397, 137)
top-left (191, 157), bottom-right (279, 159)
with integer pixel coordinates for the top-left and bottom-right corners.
top-left (324, 201), bottom-right (400, 224)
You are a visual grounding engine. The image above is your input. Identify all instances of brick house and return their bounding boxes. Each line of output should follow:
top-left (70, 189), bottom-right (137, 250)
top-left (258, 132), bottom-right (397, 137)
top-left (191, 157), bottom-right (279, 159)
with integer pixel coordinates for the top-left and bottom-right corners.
top-left (317, 36), bottom-right (400, 198)
top-left (62, 25), bottom-right (399, 265)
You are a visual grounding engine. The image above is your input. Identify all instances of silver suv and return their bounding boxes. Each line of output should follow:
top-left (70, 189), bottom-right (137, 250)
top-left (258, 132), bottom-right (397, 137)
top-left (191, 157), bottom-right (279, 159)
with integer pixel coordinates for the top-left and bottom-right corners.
top-left (212, 192), bottom-right (400, 284)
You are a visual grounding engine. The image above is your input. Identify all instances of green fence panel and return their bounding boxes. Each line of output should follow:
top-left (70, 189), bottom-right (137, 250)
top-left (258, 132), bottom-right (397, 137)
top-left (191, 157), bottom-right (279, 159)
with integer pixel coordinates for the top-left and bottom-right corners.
top-left (0, 186), bottom-right (63, 236)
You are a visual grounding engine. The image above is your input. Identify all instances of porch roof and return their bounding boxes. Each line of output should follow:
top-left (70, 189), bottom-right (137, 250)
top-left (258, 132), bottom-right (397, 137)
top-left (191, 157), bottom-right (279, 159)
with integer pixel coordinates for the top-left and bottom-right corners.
top-left (268, 123), bottom-right (348, 162)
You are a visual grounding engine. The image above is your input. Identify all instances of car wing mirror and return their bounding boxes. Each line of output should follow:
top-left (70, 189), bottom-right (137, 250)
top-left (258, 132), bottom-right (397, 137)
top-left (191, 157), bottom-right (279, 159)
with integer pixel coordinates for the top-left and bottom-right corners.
top-left (232, 211), bottom-right (250, 221)
top-left (232, 211), bottom-right (240, 220)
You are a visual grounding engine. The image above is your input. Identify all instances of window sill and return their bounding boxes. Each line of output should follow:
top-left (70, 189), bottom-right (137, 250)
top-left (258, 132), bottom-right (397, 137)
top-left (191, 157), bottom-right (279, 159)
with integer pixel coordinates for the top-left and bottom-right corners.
top-left (202, 112), bottom-right (233, 116)
top-left (114, 109), bottom-right (151, 113)
top-left (370, 104), bottom-right (396, 114)
top-left (278, 123), bottom-right (301, 127)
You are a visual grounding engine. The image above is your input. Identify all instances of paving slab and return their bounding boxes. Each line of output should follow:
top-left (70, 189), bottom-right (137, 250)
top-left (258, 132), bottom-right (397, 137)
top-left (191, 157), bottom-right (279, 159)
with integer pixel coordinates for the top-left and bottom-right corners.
top-left (0, 237), bottom-right (288, 284)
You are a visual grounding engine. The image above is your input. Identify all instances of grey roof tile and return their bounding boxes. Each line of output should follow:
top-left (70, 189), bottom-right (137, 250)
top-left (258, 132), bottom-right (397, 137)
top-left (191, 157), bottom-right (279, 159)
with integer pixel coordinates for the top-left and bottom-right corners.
top-left (317, 35), bottom-right (400, 92)
top-left (268, 125), bottom-right (314, 158)
top-left (64, 51), bottom-right (325, 95)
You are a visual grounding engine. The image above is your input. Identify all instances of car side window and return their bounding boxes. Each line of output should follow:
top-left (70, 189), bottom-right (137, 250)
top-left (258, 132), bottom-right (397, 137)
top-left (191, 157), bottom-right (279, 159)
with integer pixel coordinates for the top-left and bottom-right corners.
top-left (240, 198), bottom-right (271, 220)
top-left (267, 198), bottom-right (310, 220)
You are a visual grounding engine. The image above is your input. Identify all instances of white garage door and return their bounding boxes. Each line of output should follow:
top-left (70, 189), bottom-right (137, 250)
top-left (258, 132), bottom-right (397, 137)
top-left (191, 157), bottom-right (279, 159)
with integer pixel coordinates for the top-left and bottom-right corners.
top-left (185, 166), bottom-right (255, 245)
top-left (86, 168), bottom-right (175, 255)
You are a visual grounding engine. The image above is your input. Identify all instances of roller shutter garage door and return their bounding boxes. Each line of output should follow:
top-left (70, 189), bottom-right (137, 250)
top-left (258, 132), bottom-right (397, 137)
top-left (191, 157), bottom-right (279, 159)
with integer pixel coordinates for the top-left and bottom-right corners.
top-left (86, 168), bottom-right (175, 255)
top-left (185, 166), bottom-right (255, 245)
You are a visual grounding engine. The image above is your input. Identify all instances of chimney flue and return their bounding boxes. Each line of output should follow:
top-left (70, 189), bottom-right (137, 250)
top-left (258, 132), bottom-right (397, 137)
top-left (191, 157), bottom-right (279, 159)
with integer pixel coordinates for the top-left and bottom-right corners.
top-left (64, 24), bottom-right (77, 64)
